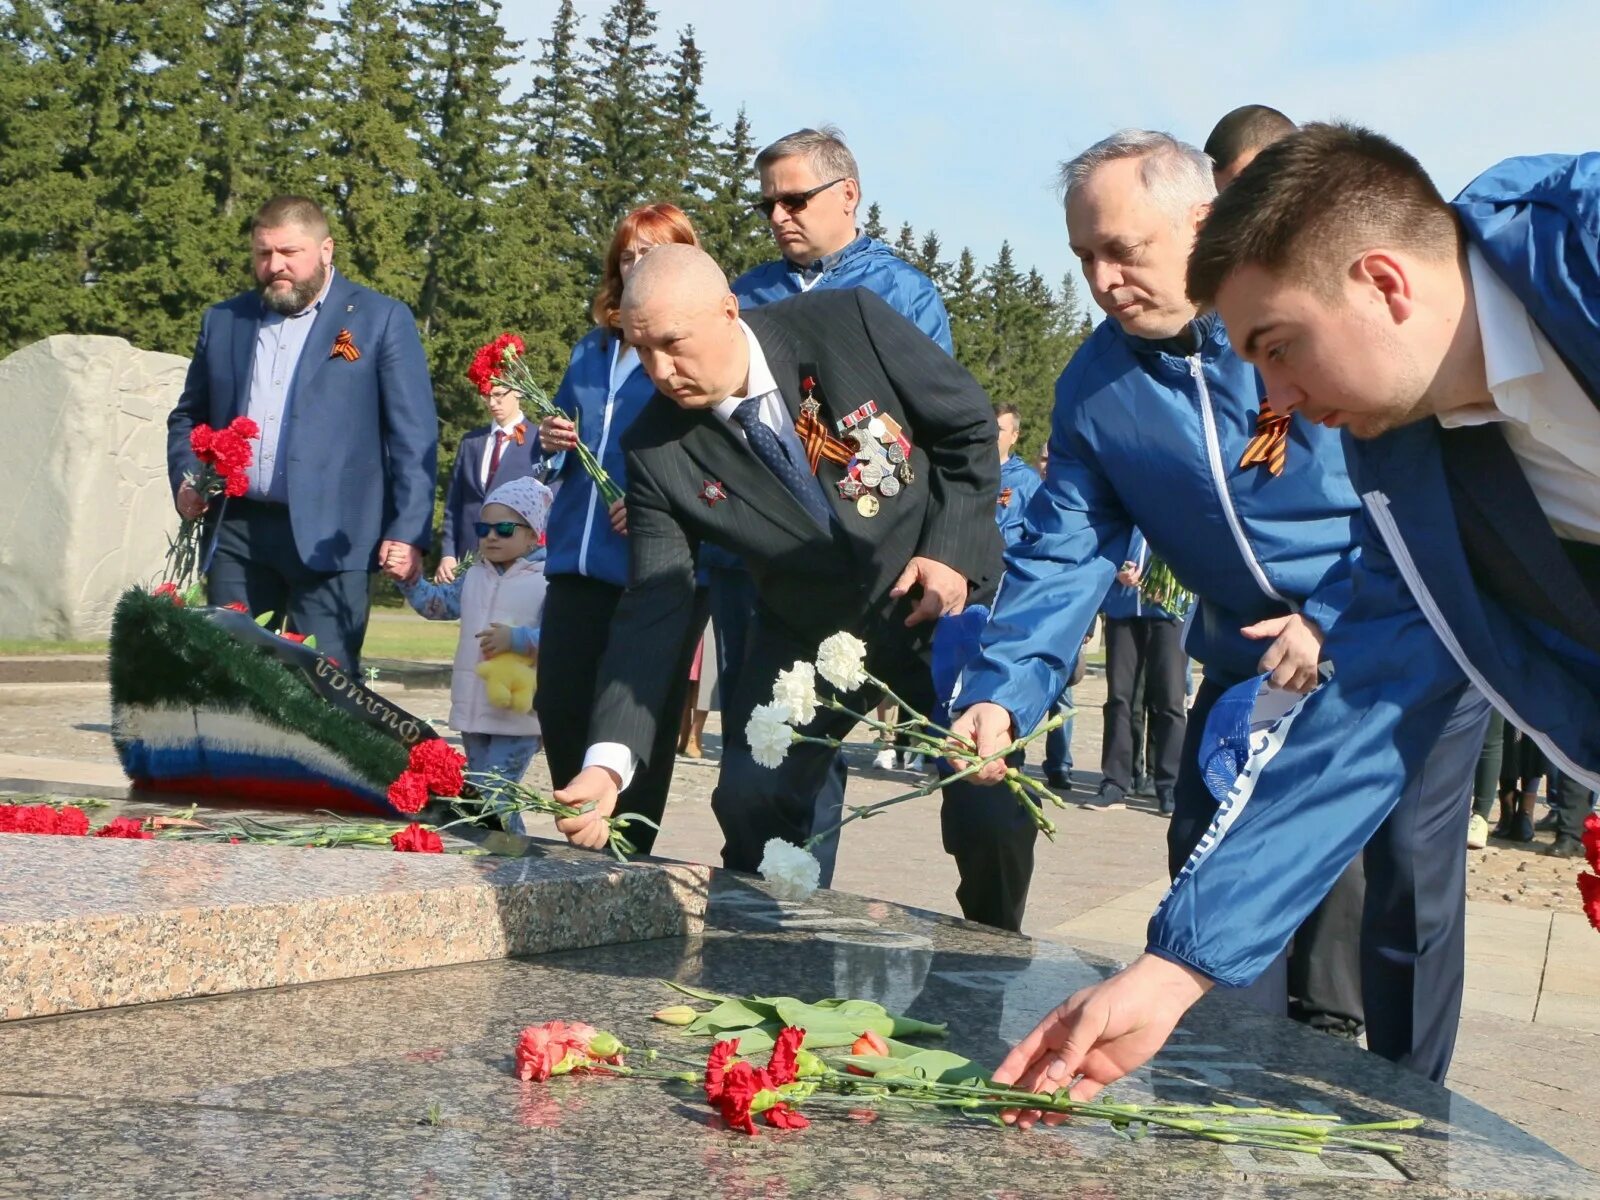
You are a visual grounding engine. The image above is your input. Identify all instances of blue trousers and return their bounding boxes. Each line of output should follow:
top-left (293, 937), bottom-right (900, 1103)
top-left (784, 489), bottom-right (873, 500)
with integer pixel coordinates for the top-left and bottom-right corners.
top-left (1044, 687), bottom-right (1075, 775)
top-left (462, 732), bottom-right (543, 834)
top-left (206, 499), bottom-right (371, 673)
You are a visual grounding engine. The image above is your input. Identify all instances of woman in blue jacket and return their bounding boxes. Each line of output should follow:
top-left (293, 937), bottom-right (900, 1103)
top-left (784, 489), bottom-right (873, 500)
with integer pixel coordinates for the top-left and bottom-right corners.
top-left (534, 203), bottom-right (704, 853)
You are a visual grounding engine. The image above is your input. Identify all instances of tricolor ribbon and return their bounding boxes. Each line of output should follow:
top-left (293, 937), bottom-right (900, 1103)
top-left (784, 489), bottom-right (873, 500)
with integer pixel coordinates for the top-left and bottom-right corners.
top-left (330, 329), bottom-right (361, 362)
top-left (1239, 401), bottom-right (1290, 477)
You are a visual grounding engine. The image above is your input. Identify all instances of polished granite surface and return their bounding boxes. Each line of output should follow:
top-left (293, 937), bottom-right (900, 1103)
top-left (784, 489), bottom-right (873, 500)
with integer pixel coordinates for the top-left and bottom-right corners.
top-left (0, 870), bottom-right (1593, 1199)
top-left (0, 833), bottom-right (709, 1020)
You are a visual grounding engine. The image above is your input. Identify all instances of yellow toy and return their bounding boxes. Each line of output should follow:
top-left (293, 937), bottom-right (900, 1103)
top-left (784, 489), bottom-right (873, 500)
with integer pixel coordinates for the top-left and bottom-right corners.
top-left (474, 652), bottom-right (537, 713)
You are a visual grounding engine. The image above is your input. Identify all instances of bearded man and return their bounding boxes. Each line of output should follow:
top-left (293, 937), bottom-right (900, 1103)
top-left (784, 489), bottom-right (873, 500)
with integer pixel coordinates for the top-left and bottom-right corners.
top-left (165, 194), bottom-right (438, 671)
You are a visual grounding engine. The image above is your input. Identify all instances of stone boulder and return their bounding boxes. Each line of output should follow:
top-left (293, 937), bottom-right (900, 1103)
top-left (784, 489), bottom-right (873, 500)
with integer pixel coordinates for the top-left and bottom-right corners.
top-left (0, 335), bottom-right (188, 640)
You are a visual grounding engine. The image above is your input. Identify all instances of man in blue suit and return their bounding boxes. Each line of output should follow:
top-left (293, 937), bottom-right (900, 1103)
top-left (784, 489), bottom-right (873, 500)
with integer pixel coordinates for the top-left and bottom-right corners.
top-left (436, 382), bottom-right (538, 583)
top-left (987, 126), bottom-right (1598, 1116)
top-left (166, 195), bottom-right (438, 671)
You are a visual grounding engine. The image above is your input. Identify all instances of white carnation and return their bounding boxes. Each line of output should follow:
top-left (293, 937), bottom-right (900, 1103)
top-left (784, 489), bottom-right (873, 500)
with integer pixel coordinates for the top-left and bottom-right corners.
top-left (771, 661), bottom-right (819, 727)
top-left (746, 703), bottom-right (796, 770)
top-left (759, 838), bottom-right (822, 902)
top-left (815, 631), bottom-right (868, 692)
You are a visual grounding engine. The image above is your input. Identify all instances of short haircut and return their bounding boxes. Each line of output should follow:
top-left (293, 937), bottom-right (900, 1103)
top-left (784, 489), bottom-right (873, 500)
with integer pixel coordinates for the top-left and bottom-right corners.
top-left (251, 195), bottom-right (330, 239)
top-left (1058, 129), bottom-right (1216, 225)
top-left (1188, 123), bottom-right (1458, 309)
top-left (593, 202), bottom-right (700, 330)
top-left (1204, 105), bottom-right (1296, 172)
top-left (756, 126), bottom-right (860, 189)
top-left (995, 403), bottom-right (1022, 428)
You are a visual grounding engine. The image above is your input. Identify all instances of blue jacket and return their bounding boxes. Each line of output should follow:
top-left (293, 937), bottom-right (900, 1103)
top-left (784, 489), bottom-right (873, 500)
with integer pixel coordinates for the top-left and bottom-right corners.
top-left (440, 421), bottom-right (540, 560)
top-left (1147, 153), bottom-right (1600, 989)
top-left (542, 327), bottom-right (658, 588)
top-left (1100, 529), bottom-right (1181, 621)
top-left (956, 311), bottom-right (1360, 740)
top-left (167, 272), bottom-right (438, 571)
top-left (732, 235), bottom-right (954, 354)
top-left (996, 454), bottom-right (1041, 549)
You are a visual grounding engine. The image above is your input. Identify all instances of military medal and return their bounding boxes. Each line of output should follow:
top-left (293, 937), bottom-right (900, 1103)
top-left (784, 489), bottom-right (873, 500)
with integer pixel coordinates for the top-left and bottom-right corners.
top-left (836, 475), bottom-right (866, 501)
top-left (856, 494), bottom-right (880, 518)
top-left (878, 474), bottom-right (901, 498)
top-left (698, 480), bottom-right (729, 507)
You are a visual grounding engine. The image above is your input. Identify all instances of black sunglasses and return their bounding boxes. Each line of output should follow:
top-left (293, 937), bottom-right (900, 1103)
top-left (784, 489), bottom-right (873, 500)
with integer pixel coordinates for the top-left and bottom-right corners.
top-left (474, 520), bottom-right (531, 538)
top-left (752, 177), bottom-right (846, 219)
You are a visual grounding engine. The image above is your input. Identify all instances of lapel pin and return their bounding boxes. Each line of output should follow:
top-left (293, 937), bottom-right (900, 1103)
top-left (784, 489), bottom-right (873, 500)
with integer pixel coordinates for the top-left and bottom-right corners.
top-left (699, 480), bottom-right (729, 507)
top-left (330, 329), bottom-right (361, 361)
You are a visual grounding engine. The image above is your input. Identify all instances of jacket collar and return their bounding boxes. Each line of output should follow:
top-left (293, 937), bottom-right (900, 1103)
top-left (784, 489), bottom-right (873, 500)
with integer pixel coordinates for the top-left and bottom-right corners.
top-left (789, 233), bottom-right (871, 283)
top-left (1116, 309), bottom-right (1225, 360)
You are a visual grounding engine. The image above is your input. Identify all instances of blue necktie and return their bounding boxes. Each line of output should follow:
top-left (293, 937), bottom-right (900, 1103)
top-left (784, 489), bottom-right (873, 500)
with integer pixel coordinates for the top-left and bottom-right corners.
top-left (731, 394), bottom-right (832, 529)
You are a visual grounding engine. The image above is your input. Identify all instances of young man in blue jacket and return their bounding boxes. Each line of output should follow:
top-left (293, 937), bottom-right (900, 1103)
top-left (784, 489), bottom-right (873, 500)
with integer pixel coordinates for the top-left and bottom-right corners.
top-left (988, 125), bottom-right (1595, 1115)
top-left (951, 129), bottom-right (1486, 1082)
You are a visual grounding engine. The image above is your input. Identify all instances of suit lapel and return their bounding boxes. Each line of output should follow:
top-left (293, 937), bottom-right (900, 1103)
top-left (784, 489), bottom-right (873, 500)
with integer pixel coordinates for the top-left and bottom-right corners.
top-left (1439, 423), bottom-right (1600, 652)
top-left (677, 409), bottom-right (819, 543)
top-left (230, 304), bottom-right (258, 420)
top-left (288, 272), bottom-right (356, 404)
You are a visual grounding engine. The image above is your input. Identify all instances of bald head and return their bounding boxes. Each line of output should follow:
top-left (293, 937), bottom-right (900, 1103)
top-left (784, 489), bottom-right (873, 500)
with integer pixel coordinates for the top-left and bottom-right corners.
top-left (620, 243), bottom-right (748, 409)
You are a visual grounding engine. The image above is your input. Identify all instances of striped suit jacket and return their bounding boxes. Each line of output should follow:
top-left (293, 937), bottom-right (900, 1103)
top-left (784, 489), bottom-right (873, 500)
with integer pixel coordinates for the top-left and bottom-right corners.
top-left (590, 287), bottom-right (1003, 765)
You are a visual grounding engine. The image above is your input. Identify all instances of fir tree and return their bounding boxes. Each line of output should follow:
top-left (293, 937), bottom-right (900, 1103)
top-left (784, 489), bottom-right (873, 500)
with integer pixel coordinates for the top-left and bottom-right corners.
top-left (916, 230), bottom-right (946, 287)
top-left (324, 0), bottom-right (424, 300)
top-left (893, 221), bottom-right (917, 260)
top-left (527, 0), bottom-right (583, 172)
top-left (659, 27), bottom-right (717, 213)
top-left (577, 0), bottom-right (668, 248)
top-left (700, 106), bottom-right (768, 278)
top-left (862, 202), bottom-right (886, 241)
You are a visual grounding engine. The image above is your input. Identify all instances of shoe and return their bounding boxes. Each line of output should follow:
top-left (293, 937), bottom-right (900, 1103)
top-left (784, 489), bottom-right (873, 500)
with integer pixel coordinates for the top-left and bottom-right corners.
top-left (1513, 812), bottom-right (1536, 843)
top-left (903, 753), bottom-right (926, 774)
top-left (1045, 770), bottom-right (1073, 793)
top-left (1081, 784), bottom-right (1126, 812)
top-left (1535, 810), bottom-right (1561, 832)
top-left (1132, 773), bottom-right (1153, 797)
top-left (1157, 789), bottom-right (1176, 818)
top-left (1546, 834), bottom-right (1586, 858)
top-left (1466, 813), bottom-right (1490, 849)
top-left (872, 748), bottom-right (896, 771)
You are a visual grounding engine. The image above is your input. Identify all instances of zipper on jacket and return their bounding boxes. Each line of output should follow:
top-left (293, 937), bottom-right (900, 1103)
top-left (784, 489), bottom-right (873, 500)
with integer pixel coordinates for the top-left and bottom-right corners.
top-left (578, 357), bottom-right (625, 578)
top-left (1189, 356), bottom-right (1293, 608)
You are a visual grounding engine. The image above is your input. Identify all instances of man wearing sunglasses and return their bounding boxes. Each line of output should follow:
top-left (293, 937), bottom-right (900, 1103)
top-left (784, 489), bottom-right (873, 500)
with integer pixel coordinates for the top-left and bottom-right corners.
top-left (732, 127), bottom-right (952, 353)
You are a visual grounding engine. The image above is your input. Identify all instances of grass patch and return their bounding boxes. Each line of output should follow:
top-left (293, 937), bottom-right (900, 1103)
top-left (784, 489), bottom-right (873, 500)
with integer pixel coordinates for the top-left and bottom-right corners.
top-left (2, 612), bottom-right (458, 662)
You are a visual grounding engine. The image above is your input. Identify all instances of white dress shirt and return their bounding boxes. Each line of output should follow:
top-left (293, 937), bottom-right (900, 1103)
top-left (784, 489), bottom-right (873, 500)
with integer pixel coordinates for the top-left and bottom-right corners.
top-left (580, 320), bottom-right (785, 790)
top-left (1439, 247), bottom-right (1600, 544)
top-left (479, 410), bottom-right (529, 490)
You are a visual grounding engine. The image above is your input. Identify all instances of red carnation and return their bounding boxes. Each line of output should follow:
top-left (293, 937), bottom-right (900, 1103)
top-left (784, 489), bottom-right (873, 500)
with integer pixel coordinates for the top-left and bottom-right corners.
top-left (407, 739), bottom-right (466, 799)
top-left (224, 602), bottom-right (249, 613)
top-left (190, 424), bottom-right (216, 460)
top-left (228, 415), bottom-right (260, 441)
top-left (94, 816), bottom-right (153, 840)
top-left (704, 1038), bottom-right (741, 1103)
top-left (764, 1104), bottom-right (809, 1130)
top-left (390, 823), bottom-right (444, 853)
top-left (1583, 812), bottom-right (1600, 874)
top-left (52, 806), bottom-right (91, 836)
top-left (278, 630), bottom-right (308, 644)
top-left (766, 1026), bottom-right (805, 1086)
top-left (715, 1060), bottom-right (768, 1135)
top-left (208, 429), bottom-right (252, 477)
top-left (1580, 872), bottom-right (1600, 933)
top-left (0, 804), bottom-right (90, 835)
top-left (224, 471), bottom-right (250, 498)
top-left (387, 771), bottom-right (429, 815)
top-left (152, 582), bottom-right (185, 605)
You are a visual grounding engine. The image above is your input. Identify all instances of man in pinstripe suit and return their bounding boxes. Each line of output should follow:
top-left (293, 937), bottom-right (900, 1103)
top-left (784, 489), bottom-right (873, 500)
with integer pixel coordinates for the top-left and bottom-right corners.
top-left (554, 245), bottom-right (1037, 929)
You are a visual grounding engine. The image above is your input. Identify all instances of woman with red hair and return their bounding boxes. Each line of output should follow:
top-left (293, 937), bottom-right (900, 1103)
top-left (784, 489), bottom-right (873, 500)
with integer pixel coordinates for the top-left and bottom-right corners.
top-left (534, 203), bottom-right (703, 853)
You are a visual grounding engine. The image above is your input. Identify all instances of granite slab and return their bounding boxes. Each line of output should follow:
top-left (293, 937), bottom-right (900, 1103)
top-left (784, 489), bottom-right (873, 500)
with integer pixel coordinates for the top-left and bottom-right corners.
top-left (0, 872), bottom-right (1592, 1199)
top-left (0, 833), bottom-right (709, 1020)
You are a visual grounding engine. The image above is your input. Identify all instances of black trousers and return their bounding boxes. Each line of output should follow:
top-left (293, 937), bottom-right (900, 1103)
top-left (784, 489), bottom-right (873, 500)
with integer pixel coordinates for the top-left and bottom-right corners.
top-left (535, 574), bottom-right (706, 855)
top-left (1170, 675), bottom-right (1487, 1082)
top-left (712, 607), bottom-right (1038, 932)
top-left (1549, 770), bottom-right (1598, 839)
top-left (706, 566), bottom-right (758, 727)
top-left (1101, 617), bottom-right (1186, 794)
top-left (206, 499), bottom-right (372, 673)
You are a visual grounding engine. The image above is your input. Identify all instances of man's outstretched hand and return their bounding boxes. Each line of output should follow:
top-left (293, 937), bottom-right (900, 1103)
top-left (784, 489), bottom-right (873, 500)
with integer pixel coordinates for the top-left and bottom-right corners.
top-left (890, 556), bottom-right (968, 627)
top-left (552, 765), bottom-right (620, 851)
top-left (990, 954), bottom-right (1212, 1127)
top-left (947, 701), bottom-right (1015, 785)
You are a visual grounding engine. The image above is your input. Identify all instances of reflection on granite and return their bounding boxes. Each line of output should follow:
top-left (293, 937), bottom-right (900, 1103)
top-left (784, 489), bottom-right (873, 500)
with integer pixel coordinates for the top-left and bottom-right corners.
top-left (0, 875), bottom-right (1593, 1198)
top-left (0, 834), bottom-right (709, 1020)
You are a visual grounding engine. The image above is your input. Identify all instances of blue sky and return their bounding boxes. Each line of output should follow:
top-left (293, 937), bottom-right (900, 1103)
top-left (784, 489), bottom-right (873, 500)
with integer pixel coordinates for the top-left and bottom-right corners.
top-left (500, 0), bottom-right (1600, 309)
